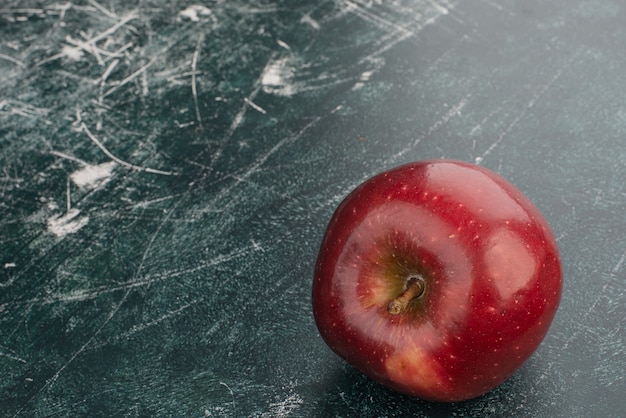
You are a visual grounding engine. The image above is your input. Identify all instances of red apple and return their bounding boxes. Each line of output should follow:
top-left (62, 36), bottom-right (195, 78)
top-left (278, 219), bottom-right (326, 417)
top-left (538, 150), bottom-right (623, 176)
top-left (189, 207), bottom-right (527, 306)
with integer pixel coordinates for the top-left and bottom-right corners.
top-left (312, 159), bottom-right (562, 402)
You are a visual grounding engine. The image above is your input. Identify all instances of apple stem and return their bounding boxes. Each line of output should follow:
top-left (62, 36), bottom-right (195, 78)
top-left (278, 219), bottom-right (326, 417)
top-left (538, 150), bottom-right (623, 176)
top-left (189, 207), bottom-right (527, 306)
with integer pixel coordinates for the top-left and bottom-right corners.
top-left (387, 276), bottom-right (425, 315)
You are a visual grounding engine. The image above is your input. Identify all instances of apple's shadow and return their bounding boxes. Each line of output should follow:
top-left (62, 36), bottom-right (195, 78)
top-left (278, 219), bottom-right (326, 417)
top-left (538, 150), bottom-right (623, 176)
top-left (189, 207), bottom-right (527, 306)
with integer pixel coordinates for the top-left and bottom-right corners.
top-left (308, 358), bottom-right (559, 417)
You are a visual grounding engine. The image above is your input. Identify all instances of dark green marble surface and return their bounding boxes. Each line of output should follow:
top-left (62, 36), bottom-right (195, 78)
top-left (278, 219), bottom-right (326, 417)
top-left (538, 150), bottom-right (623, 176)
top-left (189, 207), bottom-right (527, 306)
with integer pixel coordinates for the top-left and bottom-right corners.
top-left (1, 1), bottom-right (624, 416)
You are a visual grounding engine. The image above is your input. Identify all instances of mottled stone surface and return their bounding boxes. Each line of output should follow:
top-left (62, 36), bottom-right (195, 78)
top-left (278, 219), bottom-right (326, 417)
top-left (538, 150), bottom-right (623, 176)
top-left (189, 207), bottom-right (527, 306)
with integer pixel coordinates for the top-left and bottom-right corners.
top-left (1, 1), bottom-right (624, 416)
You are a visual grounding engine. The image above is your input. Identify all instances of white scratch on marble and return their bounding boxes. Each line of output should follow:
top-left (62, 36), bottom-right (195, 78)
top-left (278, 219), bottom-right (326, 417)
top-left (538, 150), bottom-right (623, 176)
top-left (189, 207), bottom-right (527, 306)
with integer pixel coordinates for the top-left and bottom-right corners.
top-left (88, 0), bottom-right (119, 19)
top-left (277, 39), bottom-right (291, 50)
top-left (192, 34), bottom-right (205, 127)
top-left (80, 122), bottom-right (176, 175)
top-left (0, 53), bottom-right (25, 68)
top-left (103, 57), bottom-right (158, 98)
top-left (613, 250), bottom-right (626, 274)
top-left (386, 95), bottom-right (470, 164)
top-left (263, 393), bottom-right (303, 417)
top-left (300, 14), bottom-right (320, 30)
top-left (475, 51), bottom-right (580, 164)
top-left (244, 97), bottom-right (267, 114)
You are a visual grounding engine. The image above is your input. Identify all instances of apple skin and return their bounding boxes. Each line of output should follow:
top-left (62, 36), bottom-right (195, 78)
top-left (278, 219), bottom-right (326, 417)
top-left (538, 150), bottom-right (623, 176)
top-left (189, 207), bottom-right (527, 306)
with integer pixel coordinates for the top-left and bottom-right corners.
top-left (312, 159), bottom-right (562, 402)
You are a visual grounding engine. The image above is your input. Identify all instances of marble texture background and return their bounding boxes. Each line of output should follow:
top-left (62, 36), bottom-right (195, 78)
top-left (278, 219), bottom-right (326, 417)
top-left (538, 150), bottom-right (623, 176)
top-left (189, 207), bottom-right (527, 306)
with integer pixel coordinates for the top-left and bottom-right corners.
top-left (1, 1), bottom-right (624, 416)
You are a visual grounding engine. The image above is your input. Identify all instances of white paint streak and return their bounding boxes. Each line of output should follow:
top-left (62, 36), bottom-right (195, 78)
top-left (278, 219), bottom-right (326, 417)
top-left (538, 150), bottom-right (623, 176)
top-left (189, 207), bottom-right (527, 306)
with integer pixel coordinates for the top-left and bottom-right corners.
top-left (47, 209), bottom-right (89, 237)
top-left (261, 57), bottom-right (296, 97)
top-left (60, 44), bottom-right (83, 61)
top-left (70, 161), bottom-right (117, 189)
top-left (178, 5), bottom-right (212, 22)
